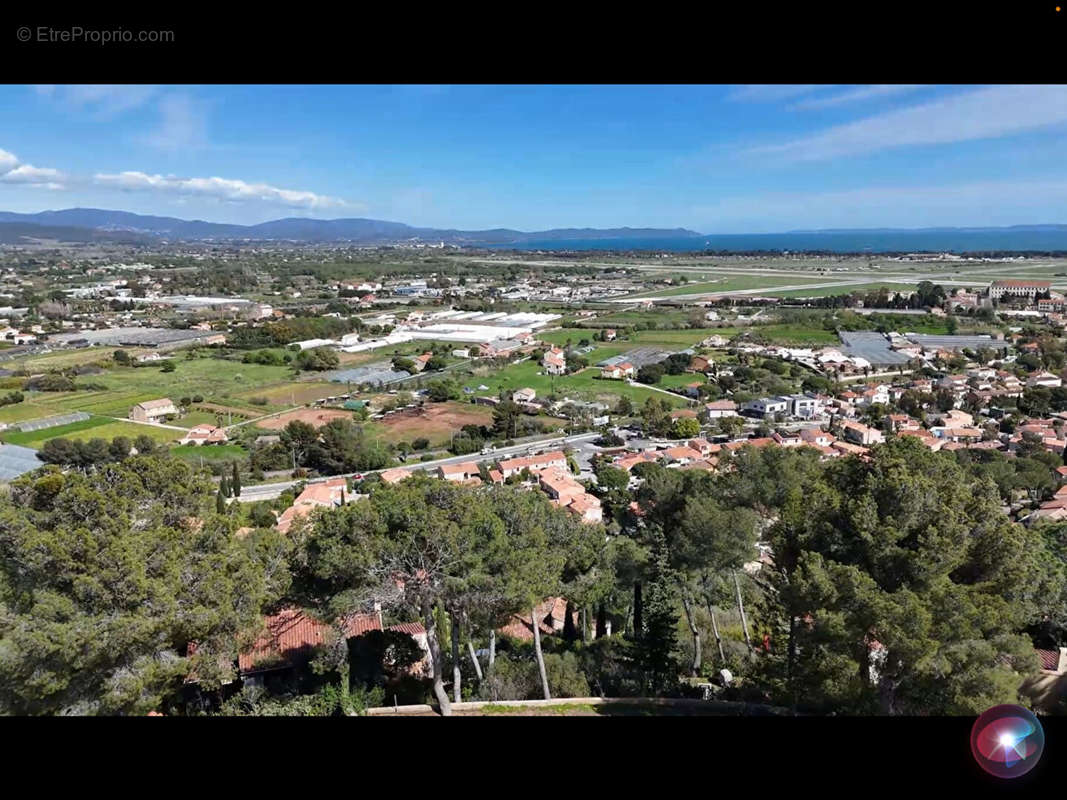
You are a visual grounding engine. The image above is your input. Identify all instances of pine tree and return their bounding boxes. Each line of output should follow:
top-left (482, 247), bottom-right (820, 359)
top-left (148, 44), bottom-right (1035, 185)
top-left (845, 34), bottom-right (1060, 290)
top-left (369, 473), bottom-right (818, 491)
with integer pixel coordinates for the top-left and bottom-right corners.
top-left (636, 525), bottom-right (680, 695)
top-left (231, 461), bottom-right (241, 497)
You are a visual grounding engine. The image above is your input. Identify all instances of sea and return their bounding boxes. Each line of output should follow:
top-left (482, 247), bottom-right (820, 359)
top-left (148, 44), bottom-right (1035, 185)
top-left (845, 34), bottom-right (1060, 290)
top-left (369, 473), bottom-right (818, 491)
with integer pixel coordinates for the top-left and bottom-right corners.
top-left (490, 230), bottom-right (1067, 254)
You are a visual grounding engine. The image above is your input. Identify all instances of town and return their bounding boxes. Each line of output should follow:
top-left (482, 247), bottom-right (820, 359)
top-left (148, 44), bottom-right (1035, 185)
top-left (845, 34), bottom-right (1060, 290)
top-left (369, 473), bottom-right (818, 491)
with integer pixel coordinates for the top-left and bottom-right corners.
top-left (0, 237), bottom-right (1065, 718)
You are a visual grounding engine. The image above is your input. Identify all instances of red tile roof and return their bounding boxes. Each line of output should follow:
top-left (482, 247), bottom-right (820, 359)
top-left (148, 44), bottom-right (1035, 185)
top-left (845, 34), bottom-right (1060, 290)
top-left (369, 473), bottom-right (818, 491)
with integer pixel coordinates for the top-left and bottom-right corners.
top-left (1037, 648), bottom-right (1062, 671)
top-left (239, 607), bottom-right (381, 674)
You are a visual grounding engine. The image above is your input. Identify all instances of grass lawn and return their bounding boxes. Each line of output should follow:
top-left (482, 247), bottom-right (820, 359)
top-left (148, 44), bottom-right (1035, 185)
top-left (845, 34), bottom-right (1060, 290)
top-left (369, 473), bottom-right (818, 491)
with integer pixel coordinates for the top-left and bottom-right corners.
top-left (234, 380), bottom-right (338, 406)
top-left (0, 415), bottom-right (113, 446)
top-left (469, 361), bottom-right (689, 408)
top-left (173, 410), bottom-right (225, 428)
top-left (0, 416), bottom-right (178, 448)
top-left (1, 356), bottom-right (296, 419)
top-left (171, 444), bottom-right (247, 463)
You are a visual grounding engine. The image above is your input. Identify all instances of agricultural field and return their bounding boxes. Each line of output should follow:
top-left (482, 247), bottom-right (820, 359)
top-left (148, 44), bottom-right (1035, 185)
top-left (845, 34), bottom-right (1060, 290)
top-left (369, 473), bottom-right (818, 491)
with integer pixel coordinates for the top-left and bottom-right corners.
top-left (0, 353), bottom-right (322, 423)
top-left (359, 401), bottom-right (499, 448)
top-left (171, 444), bottom-right (247, 464)
top-left (0, 415), bottom-right (178, 449)
top-left (464, 360), bottom-right (689, 409)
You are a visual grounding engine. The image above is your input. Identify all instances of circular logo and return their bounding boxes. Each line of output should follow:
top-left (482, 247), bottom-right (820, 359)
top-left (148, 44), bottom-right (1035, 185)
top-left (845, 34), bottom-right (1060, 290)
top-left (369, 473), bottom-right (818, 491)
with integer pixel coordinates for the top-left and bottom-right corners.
top-left (970, 704), bottom-right (1045, 778)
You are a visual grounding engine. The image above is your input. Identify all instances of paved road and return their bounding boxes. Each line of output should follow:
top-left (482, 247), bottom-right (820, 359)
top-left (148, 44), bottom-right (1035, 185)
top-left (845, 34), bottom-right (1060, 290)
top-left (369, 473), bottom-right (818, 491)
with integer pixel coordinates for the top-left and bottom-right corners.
top-left (236, 431), bottom-right (602, 502)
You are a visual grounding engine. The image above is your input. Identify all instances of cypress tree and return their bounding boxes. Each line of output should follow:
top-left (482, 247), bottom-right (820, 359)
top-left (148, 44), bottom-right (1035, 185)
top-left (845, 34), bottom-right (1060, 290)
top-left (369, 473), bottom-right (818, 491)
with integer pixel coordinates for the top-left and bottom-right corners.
top-left (231, 461), bottom-right (241, 497)
top-left (216, 485), bottom-right (226, 514)
top-left (636, 525), bottom-right (680, 695)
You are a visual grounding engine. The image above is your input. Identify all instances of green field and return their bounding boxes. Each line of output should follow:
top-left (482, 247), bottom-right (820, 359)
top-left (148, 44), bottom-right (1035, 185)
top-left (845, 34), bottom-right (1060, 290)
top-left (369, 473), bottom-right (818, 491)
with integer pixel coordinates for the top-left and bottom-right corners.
top-left (1, 416), bottom-right (178, 449)
top-left (767, 281), bottom-right (919, 298)
top-left (467, 361), bottom-right (688, 408)
top-left (626, 275), bottom-right (850, 299)
top-left (0, 355), bottom-right (306, 422)
top-left (171, 444), bottom-right (247, 463)
top-left (0, 415), bottom-right (112, 446)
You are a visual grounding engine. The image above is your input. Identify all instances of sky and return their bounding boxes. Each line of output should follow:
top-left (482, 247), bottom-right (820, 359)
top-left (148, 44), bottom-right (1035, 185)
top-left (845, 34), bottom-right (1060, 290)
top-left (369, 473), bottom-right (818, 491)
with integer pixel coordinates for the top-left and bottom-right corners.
top-left (2, 84), bottom-right (1067, 234)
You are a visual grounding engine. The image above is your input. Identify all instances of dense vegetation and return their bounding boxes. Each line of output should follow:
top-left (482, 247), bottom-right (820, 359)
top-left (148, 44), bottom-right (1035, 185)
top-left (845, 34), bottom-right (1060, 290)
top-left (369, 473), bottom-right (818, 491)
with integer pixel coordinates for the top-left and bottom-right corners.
top-left (0, 434), bottom-right (1062, 716)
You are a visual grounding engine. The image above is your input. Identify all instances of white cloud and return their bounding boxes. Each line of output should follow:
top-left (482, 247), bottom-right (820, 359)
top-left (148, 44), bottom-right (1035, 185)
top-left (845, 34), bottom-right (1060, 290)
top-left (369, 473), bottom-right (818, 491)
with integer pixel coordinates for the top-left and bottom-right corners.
top-left (725, 85), bottom-right (826, 103)
top-left (34, 84), bottom-right (158, 117)
top-left (788, 85), bottom-right (926, 111)
top-left (139, 93), bottom-right (208, 152)
top-left (748, 85), bottom-right (1067, 162)
top-left (93, 171), bottom-right (346, 209)
top-left (0, 148), bottom-right (67, 189)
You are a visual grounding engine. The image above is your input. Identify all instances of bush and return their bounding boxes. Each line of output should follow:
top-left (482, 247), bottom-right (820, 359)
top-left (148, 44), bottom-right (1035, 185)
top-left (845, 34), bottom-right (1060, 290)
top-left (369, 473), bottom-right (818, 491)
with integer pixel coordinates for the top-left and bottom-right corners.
top-left (411, 437), bottom-right (430, 451)
top-left (249, 396), bottom-right (269, 406)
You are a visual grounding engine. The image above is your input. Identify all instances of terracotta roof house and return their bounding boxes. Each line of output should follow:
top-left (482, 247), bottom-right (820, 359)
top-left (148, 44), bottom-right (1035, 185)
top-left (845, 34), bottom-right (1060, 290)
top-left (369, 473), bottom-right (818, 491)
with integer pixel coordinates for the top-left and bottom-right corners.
top-left (379, 467), bottom-right (412, 484)
top-left (499, 450), bottom-right (566, 478)
top-left (498, 597), bottom-right (578, 642)
top-left (276, 477), bottom-right (348, 534)
top-left (661, 445), bottom-right (703, 464)
top-left (438, 461), bottom-right (480, 481)
top-left (239, 607), bottom-right (382, 676)
top-left (542, 347), bottom-right (567, 376)
top-left (179, 424), bottom-right (228, 446)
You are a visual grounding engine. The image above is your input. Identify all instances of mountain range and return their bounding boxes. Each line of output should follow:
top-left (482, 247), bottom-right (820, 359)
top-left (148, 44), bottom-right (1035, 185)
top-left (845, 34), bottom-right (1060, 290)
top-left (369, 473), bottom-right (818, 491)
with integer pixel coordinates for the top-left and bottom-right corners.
top-left (0, 208), bottom-right (703, 245)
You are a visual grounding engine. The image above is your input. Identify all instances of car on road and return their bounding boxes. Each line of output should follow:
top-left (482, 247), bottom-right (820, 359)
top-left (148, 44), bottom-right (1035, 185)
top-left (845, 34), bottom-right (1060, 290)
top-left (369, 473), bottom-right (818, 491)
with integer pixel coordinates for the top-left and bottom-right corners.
top-left (352, 473), bottom-right (365, 481)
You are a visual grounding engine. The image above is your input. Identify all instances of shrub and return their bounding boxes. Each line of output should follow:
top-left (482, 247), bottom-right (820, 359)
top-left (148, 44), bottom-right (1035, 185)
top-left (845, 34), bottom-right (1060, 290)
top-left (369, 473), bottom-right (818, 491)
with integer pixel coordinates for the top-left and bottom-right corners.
top-left (249, 396), bottom-right (269, 406)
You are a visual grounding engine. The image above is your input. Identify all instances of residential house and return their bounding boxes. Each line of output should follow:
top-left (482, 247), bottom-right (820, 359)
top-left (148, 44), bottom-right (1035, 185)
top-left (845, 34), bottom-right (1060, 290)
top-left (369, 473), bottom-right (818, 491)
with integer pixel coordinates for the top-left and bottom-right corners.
top-left (276, 477), bottom-right (349, 535)
top-left (498, 597), bottom-right (579, 642)
top-left (129, 397), bottom-right (178, 423)
top-left (542, 347), bottom-right (567, 375)
top-left (742, 397), bottom-right (789, 418)
top-left (842, 420), bottom-right (885, 446)
top-left (438, 461), bottom-right (480, 482)
top-left (689, 355), bottom-right (712, 373)
top-left (601, 362), bottom-right (635, 380)
top-left (178, 424), bottom-right (228, 446)
top-left (498, 450), bottom-right (567, 478)
top-left (1027, 370), bottom-right (1063, 388)
top-left (704, 399), bottom-right (738, 419)
top-left (513, 387), bottom-right (537, 403)
top-left (1019, 647), bottom-right (1067, 713)
top-left (379, 467), bottom-right (412, 484)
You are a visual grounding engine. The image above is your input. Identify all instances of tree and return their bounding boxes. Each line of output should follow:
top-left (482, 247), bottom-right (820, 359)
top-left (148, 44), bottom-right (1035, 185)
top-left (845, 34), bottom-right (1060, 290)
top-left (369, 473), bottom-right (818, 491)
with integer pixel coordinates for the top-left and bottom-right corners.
top-left (108, 436), bottom-right (132, 461)
top-left (231, 461), bottom-right (242, 498)
top-left (758, 437), bottom-right (1061, 715)
top-left (295, 347), bottom-right (340, 372)
top-left (0, 457), bottom-right (290, 714)
top-left (671, 416), bottom-right (700, 439)
top-left (160, 361), bottom-right (177, 373)
top-left (636, 363), bottom-right (665, 385)
top-left (426, 379), bottom-right (461, 402)
top-left (634, 525), bottom-right (680, 693)
top-left (280, 420), bottom-right (319, 468)
top-left (112, 350), bottom-right (131, 365)
top-left (492, 399), bottom-right (522, 440)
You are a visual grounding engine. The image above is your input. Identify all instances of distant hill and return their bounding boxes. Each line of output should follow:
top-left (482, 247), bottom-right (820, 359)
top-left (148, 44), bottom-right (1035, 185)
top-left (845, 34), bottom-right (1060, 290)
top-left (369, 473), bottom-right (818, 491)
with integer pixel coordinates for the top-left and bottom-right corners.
top-left (0, 221), bottom-right (155, 245)
top-left (0, 208), bottom-right (704, 245)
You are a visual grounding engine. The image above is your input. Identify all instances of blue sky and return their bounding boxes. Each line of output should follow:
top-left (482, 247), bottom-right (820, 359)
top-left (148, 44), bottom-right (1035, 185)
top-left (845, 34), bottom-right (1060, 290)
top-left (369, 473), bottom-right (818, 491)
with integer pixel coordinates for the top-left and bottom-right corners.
top-left (2, 84), bottom-right (1067, 233)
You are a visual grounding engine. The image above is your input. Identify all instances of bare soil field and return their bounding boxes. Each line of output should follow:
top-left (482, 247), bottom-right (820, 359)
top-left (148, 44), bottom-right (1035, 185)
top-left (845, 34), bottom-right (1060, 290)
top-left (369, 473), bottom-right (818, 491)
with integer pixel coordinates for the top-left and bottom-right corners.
top-left (370, 402), bottom-right (494, 445)
top-left (256, 407), bottom-right (354, 430)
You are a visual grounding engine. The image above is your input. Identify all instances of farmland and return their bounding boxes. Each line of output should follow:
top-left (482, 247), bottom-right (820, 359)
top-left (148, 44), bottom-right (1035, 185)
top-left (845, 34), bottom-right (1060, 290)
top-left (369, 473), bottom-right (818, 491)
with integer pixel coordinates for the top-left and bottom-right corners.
top-left (0, 415), bottom-right (178, 449)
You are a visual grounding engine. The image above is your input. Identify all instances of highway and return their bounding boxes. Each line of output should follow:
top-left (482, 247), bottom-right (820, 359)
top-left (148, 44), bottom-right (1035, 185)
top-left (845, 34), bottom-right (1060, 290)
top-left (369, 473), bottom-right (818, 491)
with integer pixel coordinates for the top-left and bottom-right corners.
top-left (235, 430), bottom-right (602, 502)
